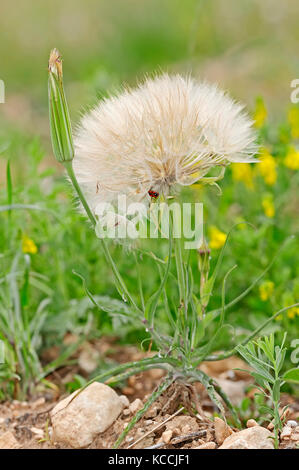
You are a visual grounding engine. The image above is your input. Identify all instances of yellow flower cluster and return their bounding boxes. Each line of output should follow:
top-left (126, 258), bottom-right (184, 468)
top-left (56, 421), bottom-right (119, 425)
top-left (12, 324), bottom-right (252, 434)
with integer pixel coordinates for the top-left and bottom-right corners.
top-left (258, 148), bottom-right (277, 186)
top-left (276, 306), bottom-right (299, 322)
top-left (259, 280), bottom-right (274, 301)
top-left (262, 194), bottom-right (275, 218)
top-left (288, 107), bottom-right (299, 139)
top-left (22, 235), bottom-right (38, 255)
top-left (287, 306), bottom-right (299, 319)
top-left (254, 97), bottom-right (267, 129)
top-left (209, 226), bottom-right (227, 250)
top-left (284, 146), bottom-right (299, 170)
top-left (231, 163), bottom-right (254, 189)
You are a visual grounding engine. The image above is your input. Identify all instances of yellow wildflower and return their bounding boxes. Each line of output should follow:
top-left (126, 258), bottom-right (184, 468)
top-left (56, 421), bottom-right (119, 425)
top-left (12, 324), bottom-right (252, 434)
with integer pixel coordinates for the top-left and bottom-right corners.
top-left (209, 226), bottom-right (227, 250)
top-left (284, 146), bottom-right (299, 170)
top-left (287, 307), bottom-right (299, 319)
top-left (253, 97), bottom-right (267, 129)
top-left (262, 194), bottom-right (275, 218)
top-left (258, 148), bottom-right (277, 186)
top-left (259, 281), bottom-right (274, 301)
top-left (288, 107), bottom-right (299, 139)
top-left (231, 163), bottom-right (254, 189)
top-left (22, 235), bottom-right (38, 255)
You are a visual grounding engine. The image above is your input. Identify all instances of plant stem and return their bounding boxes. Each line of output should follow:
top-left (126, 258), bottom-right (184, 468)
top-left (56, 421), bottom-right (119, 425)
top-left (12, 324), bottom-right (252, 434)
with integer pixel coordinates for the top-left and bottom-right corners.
top-left (64, 161), bottom-right (96, 227)
top-left (63, 161), bottom-right (139, 310)
top-left (113, 374), bottom-right (175, 448)
top-left (202, 303), bottom-right (299, 362)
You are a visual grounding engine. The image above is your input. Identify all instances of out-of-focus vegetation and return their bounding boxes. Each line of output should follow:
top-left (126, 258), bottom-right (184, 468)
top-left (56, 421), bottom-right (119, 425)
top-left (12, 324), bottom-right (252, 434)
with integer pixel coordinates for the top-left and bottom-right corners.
top-left (0, 0), bottom-right (298, 399)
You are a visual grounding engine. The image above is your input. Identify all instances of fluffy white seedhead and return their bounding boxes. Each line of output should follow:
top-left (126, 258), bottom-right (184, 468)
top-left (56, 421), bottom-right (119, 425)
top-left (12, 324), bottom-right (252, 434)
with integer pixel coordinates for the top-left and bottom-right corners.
top-left (73, 74), bottom-right (256, 212)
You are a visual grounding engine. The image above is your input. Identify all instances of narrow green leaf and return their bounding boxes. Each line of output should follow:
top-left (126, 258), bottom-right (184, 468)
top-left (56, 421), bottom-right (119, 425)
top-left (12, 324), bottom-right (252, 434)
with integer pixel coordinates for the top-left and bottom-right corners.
top-left (283, 368), bottom-right (299, 384)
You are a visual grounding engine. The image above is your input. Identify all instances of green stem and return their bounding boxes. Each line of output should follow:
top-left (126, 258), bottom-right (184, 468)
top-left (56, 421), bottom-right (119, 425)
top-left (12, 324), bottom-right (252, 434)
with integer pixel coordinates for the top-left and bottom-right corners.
top-left (64, 161), bottom-right (139, 311)
top-left (106, 363), bottom-right (171, 387)
top-left (200, 303), bottom-right (299, 362)
top-left (67, 355), bottom-right (179, 407)
top-left (187, 368), bottom-right (241, 427)
top-left (113, 374), bottom-right (175, 448)
top-left (64, 161), bottom-right (96, 227)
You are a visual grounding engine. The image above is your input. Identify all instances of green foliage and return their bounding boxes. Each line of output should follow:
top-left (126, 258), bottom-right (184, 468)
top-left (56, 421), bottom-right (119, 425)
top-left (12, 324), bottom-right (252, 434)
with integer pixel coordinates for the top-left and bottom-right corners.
top-left (42, 50), bottom-right (299, 450)
top-left (236, 333), bottom-right (291, 448)
top-left (0, 4), bottom-right (298, 423)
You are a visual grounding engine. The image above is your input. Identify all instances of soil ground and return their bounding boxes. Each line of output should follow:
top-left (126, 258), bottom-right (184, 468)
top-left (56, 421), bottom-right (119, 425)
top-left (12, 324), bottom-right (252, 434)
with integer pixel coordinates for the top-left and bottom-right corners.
top-left (0, 337), bottom-right (298, 449)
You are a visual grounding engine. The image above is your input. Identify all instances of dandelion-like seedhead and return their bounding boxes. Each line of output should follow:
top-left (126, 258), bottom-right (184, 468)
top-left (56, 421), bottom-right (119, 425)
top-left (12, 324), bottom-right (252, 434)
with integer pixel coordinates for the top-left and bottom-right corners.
top-left (73, 74), bottom-right (257, 213)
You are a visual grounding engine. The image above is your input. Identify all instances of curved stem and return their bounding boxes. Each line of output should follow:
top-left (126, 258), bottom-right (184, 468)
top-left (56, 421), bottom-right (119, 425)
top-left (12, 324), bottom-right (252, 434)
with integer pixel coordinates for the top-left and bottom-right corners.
top-left (64, 161), bottom-right (139, 311)
top-left (202, 303), bottom-right (299, 362)
top-left (106, 363), bottom-right (172, 387)
top-left (114, 374), bottom-right (175, 449)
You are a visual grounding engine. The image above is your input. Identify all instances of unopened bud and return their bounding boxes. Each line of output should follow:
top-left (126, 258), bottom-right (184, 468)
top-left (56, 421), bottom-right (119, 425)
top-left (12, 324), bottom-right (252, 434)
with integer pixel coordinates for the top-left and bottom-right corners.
top-left (48, 49), bottom-right (74, 163)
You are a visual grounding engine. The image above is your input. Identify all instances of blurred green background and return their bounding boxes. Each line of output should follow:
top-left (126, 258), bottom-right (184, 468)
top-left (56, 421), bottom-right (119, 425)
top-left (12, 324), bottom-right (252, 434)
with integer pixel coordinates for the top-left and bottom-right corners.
top-left (1, 0), bottom-right (299, 134)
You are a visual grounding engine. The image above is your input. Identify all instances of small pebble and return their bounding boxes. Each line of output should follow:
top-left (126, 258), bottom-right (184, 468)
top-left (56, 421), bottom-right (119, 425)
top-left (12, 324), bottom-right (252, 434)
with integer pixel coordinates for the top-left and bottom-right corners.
top-left (247, 419), bottom-right (258, 428)
top-left (144, 420), bottom-right (153, 425)
top-left (286, 420), bottom-right (298, 428)
top-left (195, 441), bottom-right (216, 449)
top-left (291, 433), bottom-right (299, 441)
top-left (281, 426), bottom-right (292, 440)
top-left (122, 387), bottom-right (134, 395)
top-left (119, 395), bottom-right (130, 408)
top-left (196, 438), bottom-right (205, 445)
top-left (30, 427), bottom-right (44, 439)
top-left (145, 406), bottom-right (159, 419)
top-left (129, 398), bottom-right (143, 414)
top-left (162, 430), bottom-right (173, 444)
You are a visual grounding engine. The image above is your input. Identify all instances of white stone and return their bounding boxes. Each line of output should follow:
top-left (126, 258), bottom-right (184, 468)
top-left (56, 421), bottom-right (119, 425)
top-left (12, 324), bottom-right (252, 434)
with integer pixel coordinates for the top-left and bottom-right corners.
top-left (195, 441), bottom-right (216, 449)
top-left (214, 417), bottom-right (233, 445)
top-left (286, 420), bottom-right (298, 428)
top-left (50, 382), bottom-right (124, 448)
top-left (129, 398), bottom-right (143, 414)
top-left (219, 426), bottom-right (274, 449)
top-left (30, 427), bottom-right (44, 439)
top-left (281, 426), bottom-right (292, 440)
top-left (78, 347), bottom-right (100, 374)
top-left (119, 395), bottom-right (130, 408)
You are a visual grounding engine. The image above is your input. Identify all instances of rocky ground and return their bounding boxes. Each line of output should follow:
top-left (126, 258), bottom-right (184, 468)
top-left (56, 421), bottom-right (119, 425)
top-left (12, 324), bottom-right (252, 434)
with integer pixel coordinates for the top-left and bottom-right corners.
top-left (0, 338), bottom-right (298, 450)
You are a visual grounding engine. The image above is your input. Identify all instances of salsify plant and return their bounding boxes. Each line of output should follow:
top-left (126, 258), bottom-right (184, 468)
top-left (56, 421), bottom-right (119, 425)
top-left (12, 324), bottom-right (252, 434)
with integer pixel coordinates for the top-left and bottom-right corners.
top-left (48, 49), bottom-right (299, 448)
